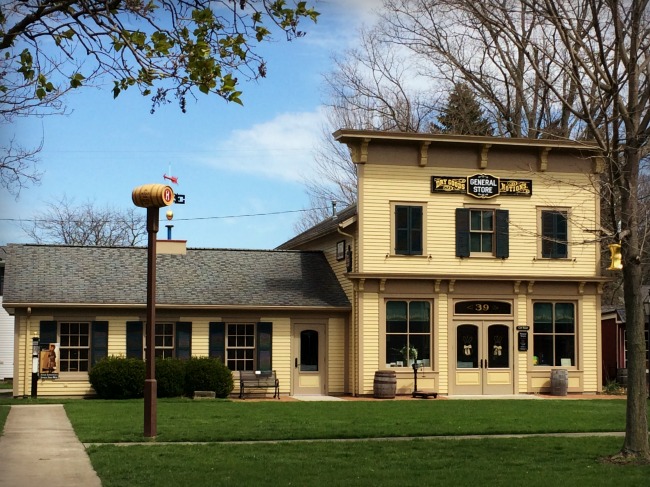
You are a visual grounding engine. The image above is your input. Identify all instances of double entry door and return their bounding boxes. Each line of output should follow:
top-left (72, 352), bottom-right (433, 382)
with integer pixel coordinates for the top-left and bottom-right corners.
top-left (453, 322), bottom-right (513, 395)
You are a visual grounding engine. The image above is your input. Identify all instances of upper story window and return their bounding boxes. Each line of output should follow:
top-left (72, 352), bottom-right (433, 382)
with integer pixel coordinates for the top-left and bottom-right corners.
top-left (395, 205), bottom-right (423, 255)
top-left (456, 208), bottom-right (509, 258)
top-left (541, 209), bottom-right (568, 258)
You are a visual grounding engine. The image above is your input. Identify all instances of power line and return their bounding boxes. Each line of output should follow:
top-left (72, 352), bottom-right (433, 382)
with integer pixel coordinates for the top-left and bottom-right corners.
top-left (0, 206), bottom-right (330, 224)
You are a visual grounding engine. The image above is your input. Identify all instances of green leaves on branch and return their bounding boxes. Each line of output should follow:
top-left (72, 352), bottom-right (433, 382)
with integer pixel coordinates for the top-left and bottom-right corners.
top-left (4, 1), bottom-right (319, 112)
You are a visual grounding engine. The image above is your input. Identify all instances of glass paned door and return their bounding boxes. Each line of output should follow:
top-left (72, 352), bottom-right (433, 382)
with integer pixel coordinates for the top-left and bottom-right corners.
top-left (293, 323), bottom-right (326, 395)
top-left (453, 322), bottom-right (513, 395)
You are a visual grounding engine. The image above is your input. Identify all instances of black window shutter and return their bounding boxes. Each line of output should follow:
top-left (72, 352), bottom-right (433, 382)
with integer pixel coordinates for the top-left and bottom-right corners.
top-left (395, 206), bottom-right (409, 254)
top-left (91, 321), bottom-right (108, 366)
top-left (209, 322), bottom-right (226, 363)
top-left (257, 322), bottom-right (273, 370)
top-left (456, 208), bottom-right (470, 257)
top-left (495, 209), bottom-right (509, 259)
top-left (39, 321), bottom-right (57, 345)
top-left (256, 322), bottom-right (273, 371)
top-left (175, 322), bottom-right (192, 360)
top-left (410, 206), bottom-right (423, 255)
top-left (126, 321), bottom-right (143, 359)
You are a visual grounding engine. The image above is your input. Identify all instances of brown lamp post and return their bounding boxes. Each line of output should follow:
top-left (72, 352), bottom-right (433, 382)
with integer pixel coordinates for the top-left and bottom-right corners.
top-left (132, 183), bottom-right (174, 438)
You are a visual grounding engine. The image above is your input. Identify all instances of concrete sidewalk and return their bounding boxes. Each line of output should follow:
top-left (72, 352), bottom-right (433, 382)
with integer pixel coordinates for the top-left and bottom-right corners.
top-left (0, 405), bottom-right (102, 487)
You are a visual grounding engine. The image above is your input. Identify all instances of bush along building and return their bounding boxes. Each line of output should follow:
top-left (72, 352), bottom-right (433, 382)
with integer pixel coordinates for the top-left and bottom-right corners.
top-left (279, 130), bottom-right (606, 396)
top-left (3, 130), bottom-right (606, 398)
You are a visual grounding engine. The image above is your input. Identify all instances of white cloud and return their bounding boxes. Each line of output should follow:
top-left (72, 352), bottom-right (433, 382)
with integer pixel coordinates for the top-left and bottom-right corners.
top-left (202, 109), bottom-right (325, 182)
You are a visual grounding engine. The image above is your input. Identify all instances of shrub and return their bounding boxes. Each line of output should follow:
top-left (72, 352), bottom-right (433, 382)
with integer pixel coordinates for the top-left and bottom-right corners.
top-left (89, 356), bottom-right (145, 399)
top-left (183, 357), bottom-right (234, 398)
top-left (156, 357), bottom-right (186, 398)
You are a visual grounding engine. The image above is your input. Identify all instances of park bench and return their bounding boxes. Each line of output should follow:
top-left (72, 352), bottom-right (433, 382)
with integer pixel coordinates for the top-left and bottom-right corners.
top-left (239, 370), bottom-right (280, 399)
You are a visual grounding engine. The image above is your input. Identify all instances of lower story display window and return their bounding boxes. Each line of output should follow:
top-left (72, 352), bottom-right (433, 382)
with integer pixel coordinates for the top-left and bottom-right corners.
top-left (533, 302), bottom-right (576, 367)
top-left (385, 300), bottom-right (432, 368)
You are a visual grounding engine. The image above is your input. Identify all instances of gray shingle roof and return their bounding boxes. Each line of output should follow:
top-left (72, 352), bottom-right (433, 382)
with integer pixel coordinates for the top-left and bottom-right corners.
top-left (3, 244), bottom-right (350, 309)
top-left (277, 204), bottom-right (357, 250)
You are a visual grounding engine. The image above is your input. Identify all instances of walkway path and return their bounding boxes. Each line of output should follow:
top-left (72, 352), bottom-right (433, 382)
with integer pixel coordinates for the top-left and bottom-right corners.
top-left (0, 405), bottom-right (101, 487)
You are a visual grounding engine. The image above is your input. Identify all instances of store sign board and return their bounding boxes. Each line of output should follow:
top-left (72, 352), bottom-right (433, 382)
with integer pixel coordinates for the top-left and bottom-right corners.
top-left (431, 174), bottom-right (532, 198)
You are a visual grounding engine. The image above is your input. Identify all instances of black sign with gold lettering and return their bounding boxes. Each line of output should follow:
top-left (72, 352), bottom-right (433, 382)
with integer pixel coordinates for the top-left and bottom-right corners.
top-left (431, 176), bottom-right (466, 194)
top-left (499, 179), bottom-right (532, 196)
top-left (454, 301), bottom-right (512, 315)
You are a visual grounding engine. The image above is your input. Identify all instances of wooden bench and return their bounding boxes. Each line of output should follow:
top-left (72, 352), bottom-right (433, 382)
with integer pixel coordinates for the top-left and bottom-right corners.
top-left (239, 370), bottom-right (280, 399)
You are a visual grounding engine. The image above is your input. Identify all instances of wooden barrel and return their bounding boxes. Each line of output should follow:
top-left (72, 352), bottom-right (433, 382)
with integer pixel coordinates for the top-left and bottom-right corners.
top-left (550, 369), bottom-right (568, 396)
top-left (616, 368), bottom-right (628, 387)
top-left (373, 370), bottom-right (396, 399)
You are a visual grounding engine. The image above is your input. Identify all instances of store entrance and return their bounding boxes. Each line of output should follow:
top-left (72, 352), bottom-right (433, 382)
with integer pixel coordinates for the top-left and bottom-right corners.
top-left (453, 322), bottom-right (513, 395)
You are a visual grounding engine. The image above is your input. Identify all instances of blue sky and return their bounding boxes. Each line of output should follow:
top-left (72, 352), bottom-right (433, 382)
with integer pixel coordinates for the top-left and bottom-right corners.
top-left (1, 0), bottom-right (377, 249)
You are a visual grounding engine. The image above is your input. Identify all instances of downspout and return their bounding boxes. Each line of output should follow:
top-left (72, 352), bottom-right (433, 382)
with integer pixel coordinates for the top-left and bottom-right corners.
top-left (337, 225), bottom-right (358, 396)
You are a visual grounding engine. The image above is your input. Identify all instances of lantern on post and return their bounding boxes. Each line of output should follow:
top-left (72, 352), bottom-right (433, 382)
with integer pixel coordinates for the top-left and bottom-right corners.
top-left (132, 183), bottom-right (174, 438)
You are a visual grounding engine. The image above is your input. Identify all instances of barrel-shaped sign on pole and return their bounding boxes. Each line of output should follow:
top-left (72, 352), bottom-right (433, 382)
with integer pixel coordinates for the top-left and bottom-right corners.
top-left (132, 184), bottom-right (174, 208)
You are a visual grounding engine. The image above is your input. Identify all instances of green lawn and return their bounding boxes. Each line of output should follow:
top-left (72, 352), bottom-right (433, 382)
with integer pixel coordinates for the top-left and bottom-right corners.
top-left (4, 398), bottom-right (650, 486)
top-left (87, 436), bottom-right (650, 487)
top-left (64, 398), bottom-right (635, 443)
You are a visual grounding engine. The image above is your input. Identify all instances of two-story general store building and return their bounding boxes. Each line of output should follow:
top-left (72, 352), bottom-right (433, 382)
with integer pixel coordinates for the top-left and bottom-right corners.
top-left (3, 130), bottom-right (606, 397)
top-left (280, 130), bottom-right (606, 396)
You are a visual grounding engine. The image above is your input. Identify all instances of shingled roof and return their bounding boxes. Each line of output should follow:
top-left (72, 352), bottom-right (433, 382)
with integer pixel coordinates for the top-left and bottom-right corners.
top-left (3, 244), bottom-right (351, 310)
top-left (277, 204), bottom-right (357, 250)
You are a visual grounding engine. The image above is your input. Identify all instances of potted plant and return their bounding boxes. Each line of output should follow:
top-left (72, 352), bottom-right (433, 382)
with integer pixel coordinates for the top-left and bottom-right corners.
top-left (400, 345), bottom-right (418, 366)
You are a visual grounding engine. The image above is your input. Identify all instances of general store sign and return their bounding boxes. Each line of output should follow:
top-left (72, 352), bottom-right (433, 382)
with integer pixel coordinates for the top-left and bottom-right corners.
top-left (431, 174), bottom-right (532, 199)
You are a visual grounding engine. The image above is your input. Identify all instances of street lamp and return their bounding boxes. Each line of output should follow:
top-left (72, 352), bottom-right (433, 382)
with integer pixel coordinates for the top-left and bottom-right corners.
top-left (132, 183), bottom-right (174, 438)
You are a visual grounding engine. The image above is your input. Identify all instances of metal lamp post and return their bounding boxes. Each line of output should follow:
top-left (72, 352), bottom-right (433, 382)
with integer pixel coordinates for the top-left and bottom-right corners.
top-left (132, 184), bottom-right (174, 438)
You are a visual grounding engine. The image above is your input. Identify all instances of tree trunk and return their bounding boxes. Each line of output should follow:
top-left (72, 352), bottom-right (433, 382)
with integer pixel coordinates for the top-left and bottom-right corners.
top-left (619, 143), bottom-right (650, 461)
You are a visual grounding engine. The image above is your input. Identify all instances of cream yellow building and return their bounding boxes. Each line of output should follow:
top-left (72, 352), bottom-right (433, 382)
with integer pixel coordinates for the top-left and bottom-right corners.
top-left (4, 130), bottom-right (606, 398)
top-left (280, 130), bottom-right (606, 396)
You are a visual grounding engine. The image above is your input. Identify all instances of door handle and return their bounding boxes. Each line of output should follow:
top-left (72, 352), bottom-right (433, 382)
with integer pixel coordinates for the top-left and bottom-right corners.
top-left (295, 358), bottom-right (298, 368)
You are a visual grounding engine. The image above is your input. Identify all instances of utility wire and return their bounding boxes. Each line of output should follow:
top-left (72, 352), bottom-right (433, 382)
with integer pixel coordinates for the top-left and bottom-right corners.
top-left (0, 206), bottom-right (331, 224)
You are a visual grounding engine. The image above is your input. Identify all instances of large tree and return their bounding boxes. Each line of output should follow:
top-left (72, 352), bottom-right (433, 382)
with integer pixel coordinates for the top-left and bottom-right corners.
top-left (379, 0), bottom-right (650, 461)
top-left (0, 0), bottom-right (319, 194)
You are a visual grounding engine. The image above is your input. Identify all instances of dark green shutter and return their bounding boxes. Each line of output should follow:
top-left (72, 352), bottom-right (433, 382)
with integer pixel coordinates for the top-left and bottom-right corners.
top-left (175, 322), bottom-right (191, 360)
top-left (456, 208), bottom-right (470, 258)
top-left (91, 321), bottom-right (108, 366)
top-left (410, 206), bottom-right (423, 255)
top-left (209, 322), bottom-right (226, 363)
top-left (257, 322), bottom-right (272, 371)
top-left (395, 206), bottom-right (409, 254)
top-left (495, 209), bottom-right (509, 259)
top-left (39, 321), bottom-right (57, 345)
top-left (126, 321), bottom-right (143, 359)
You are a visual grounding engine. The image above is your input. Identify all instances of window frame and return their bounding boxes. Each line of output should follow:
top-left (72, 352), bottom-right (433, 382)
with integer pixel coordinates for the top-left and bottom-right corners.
top-left (456, 207), bottom-right (509, 258)
top-left (539, 208), bottom-right (570, 259)
top-left (384, 299), bottom-right (433, 369)
top-left (226, 322), bottom-right (256, 371)
top-left (39, 320), bottom-right (107, 376)
top-left (532, 301), bottom-right (577, 368)
top-left (391, 202), bottom-right (426, 256)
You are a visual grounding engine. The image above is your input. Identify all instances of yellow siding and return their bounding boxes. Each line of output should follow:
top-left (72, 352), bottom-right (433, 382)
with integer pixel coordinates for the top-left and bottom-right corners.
top-left (327, 317), bottom-right (346, 394)
top-left (437, 295), bottom-right (449, 394)
top-left (516, 295), bottom-right (528, 394)
top-left (361, 165), bottom-right (598, 277)
top-left (360, 292), bottom-right (379, 395)
top-left (264, 316), bottom-right (290, 396)
top-left (580, 295), bottom-right (600, 393)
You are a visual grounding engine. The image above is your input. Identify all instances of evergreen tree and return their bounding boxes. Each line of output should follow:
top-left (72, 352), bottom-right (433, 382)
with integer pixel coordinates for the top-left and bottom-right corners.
top-left (433, 83), bottom-right (493, 136)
